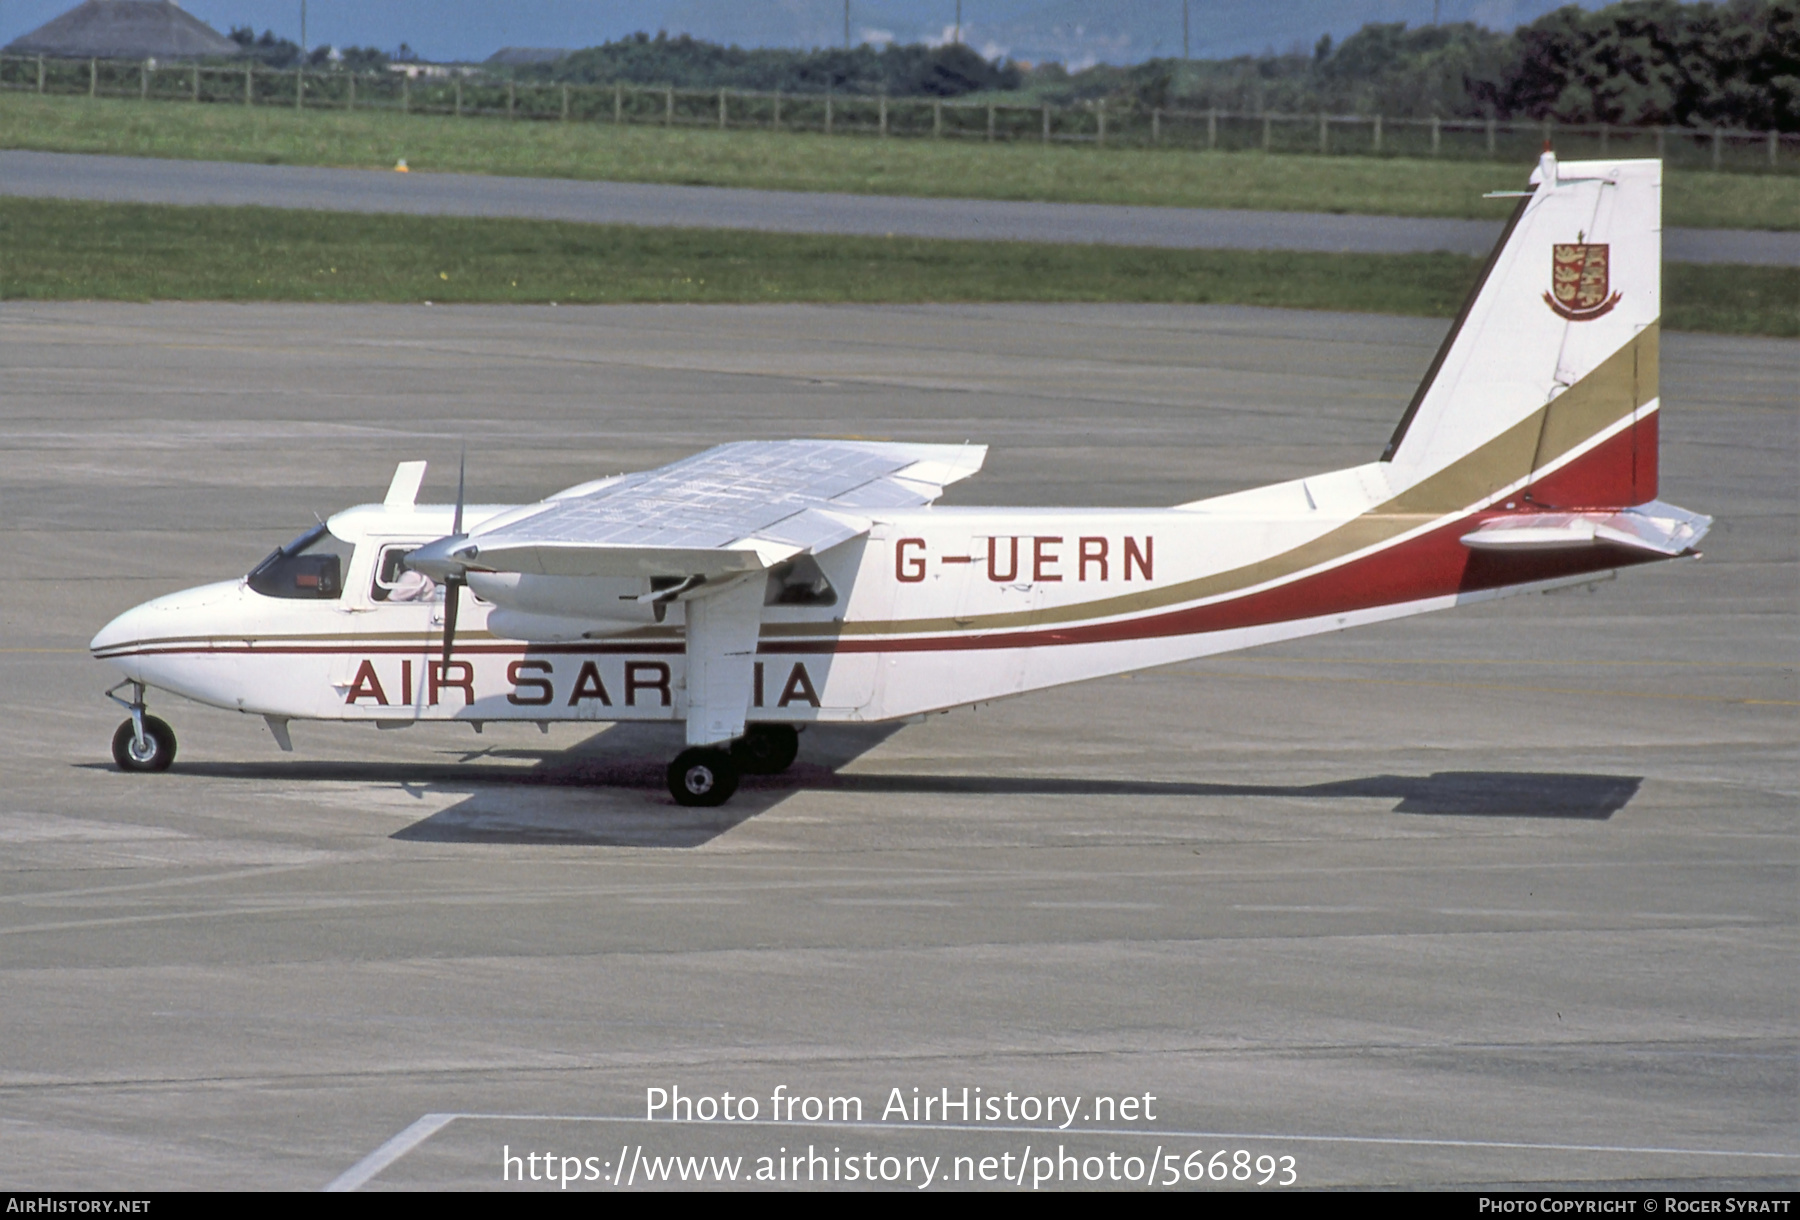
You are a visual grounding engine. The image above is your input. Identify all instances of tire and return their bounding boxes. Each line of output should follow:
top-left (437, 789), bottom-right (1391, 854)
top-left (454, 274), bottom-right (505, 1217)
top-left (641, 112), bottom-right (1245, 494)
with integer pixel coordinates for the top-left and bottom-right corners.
top-left (730, 724), bottom-right (799, 775)
top-left (111, 716), bottom-right (176, 773)
top-left (666, 747), bottom-right (740, 807)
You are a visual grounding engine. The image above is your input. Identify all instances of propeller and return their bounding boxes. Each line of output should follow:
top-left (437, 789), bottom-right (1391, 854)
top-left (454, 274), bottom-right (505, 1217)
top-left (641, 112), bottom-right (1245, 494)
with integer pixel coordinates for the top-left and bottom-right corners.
top-left (403, 446), bottom-right (471, 670)
top-left (441, 447), bottom-right (466, 668)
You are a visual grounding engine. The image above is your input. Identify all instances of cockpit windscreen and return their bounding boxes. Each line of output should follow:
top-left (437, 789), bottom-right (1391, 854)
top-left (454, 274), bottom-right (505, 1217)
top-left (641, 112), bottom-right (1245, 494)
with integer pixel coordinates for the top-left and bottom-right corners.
top-left (247, 524), bottom-right (353, 600)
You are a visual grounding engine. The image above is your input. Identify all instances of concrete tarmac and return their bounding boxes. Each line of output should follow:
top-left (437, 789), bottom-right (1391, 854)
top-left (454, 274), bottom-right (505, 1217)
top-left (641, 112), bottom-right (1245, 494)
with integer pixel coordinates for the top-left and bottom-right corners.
top-left (0, 302), bottom-right (1792, 1190)
top-left (4, 149), bottom-right (1795, 265)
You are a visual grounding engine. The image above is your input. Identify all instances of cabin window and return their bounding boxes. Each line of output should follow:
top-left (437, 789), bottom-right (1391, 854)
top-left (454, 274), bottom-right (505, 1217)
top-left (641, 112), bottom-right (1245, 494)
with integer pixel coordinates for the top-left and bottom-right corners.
top-left (765, 555), bottom-right (837, 606)
top-left (246, 524), bottom-right (354, 600)
top-left (371, 544), bottom-right (438, 603)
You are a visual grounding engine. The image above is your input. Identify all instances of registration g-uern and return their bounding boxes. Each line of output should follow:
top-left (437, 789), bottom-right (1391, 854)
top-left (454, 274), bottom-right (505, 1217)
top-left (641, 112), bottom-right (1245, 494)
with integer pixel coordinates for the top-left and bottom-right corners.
top-left (92, 152), bottom-right (1710, 806)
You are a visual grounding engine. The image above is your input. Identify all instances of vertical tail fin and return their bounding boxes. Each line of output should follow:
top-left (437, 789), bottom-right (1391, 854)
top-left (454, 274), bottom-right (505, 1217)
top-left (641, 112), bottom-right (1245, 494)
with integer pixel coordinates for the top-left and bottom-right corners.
top-left (1383, 154), bottom-right (1661, 514)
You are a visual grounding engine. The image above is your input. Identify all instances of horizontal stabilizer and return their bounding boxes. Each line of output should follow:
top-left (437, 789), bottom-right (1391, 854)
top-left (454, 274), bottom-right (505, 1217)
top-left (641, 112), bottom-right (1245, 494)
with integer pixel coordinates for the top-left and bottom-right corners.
top-left (1461, 500), bottom-right (1711, 556)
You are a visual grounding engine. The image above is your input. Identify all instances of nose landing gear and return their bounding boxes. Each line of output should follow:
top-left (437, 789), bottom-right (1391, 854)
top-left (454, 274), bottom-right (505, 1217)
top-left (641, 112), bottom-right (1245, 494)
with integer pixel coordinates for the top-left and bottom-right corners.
top-left (665, 724), bottom-right (799, 806)
top-left (106, 681), bottom-right (177, 773)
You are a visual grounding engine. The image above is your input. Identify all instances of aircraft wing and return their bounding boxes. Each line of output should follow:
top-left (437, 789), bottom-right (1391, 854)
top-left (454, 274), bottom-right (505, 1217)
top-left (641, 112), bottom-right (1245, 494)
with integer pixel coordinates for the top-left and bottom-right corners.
top-left (457, 439), bottom-right (986, 578)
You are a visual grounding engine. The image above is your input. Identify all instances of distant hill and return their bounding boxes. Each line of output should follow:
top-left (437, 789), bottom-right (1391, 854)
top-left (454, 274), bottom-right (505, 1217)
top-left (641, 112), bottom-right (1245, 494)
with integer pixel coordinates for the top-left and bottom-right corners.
top-left (5, 0), bottom-right (239, 59)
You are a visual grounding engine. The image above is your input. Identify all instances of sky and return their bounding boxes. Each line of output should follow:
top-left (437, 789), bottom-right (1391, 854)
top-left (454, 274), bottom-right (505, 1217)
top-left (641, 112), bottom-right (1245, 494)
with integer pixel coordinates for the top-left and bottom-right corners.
top-left (1, 0), bottom-right (1613, 67)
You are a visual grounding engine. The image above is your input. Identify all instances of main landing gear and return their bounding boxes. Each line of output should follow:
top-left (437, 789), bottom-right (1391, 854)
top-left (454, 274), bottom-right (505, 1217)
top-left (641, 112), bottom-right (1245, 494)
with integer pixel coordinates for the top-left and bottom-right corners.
top-left (106, 681), bottom-right (177, 773)
top-left (666, 724), bottom-right (799, 807)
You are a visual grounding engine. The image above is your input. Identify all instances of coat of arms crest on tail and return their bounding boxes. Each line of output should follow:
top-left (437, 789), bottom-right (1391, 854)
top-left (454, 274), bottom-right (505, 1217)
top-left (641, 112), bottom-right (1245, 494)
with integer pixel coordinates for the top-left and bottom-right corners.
top-left (1544, 241), bottom-right (1623, 321)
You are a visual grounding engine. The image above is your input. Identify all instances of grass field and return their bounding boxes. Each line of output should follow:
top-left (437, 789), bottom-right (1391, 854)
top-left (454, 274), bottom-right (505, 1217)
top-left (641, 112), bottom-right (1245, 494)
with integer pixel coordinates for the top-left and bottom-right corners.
top-left (3, 198), bottom-right (1791, 336)
top-left (4, 93), bottom-right (1798, 231)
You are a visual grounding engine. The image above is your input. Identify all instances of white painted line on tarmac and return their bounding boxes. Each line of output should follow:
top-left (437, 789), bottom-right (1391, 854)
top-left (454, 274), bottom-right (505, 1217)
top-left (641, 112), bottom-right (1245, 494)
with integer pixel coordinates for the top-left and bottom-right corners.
top-left (325, 1110), bottom-right (1798, 1189)
top-left (324, 1111), bottom-right (460, 1192)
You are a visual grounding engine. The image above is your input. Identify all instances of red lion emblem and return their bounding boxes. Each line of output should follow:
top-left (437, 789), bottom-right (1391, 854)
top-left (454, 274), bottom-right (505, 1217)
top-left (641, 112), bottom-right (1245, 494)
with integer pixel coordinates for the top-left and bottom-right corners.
top-left (1544, 242), bottom-right (1623, 321)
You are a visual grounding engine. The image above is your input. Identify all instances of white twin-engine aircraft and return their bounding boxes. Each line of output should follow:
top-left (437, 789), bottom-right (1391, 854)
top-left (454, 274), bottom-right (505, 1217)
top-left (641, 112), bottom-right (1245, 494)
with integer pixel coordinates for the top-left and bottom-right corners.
top-left (93, 153), bottom-right (1710, 807)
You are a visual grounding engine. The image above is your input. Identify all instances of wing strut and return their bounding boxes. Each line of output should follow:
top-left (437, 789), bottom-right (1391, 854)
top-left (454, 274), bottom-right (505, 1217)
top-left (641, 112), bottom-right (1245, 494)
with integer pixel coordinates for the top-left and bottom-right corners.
top-left (682, 575), bottom-right (765, 747)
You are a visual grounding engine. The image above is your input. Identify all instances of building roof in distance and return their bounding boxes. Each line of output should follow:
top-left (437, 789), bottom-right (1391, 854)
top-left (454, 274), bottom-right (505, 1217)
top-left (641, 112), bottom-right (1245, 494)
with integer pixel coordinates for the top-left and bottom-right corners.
top-left (6, 0), bottom-right (240, 60)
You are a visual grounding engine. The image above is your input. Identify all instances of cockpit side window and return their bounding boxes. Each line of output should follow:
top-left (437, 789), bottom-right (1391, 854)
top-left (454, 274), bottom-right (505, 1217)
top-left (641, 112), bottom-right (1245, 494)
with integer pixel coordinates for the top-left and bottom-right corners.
top-left (247, 524), bottom-right (354, 600)
top-left (371, 544), bottom-right (438, 603)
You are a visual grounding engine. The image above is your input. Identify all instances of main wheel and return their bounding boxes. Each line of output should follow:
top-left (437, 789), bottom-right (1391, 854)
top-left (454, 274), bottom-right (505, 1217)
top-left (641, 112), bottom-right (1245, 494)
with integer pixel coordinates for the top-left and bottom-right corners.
top-left (666, 747), bottom-right (740, 807)
top-left (111, 716), bottom-right (176, 773)
top-left (730, 724), bottom-right (799, 775)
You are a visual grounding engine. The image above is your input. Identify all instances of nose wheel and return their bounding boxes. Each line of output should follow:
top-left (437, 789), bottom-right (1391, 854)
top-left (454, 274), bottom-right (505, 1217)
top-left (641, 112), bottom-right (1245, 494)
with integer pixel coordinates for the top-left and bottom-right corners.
top-left (106, 680), bottom-right (177, 773)
top-left (111, 716), bottom-right (177, 772)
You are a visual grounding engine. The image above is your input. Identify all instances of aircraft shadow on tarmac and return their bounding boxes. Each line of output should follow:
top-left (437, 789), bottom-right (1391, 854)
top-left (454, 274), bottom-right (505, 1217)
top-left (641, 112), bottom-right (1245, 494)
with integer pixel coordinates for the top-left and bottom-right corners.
top-left (135, 723), bottom-right (1643, 848)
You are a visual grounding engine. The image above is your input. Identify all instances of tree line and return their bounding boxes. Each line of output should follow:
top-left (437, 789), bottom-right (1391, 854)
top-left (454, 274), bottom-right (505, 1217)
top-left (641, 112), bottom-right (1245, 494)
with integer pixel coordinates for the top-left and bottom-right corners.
top-left (221, 1), bottom-right (1795, 132)
top-left (1058, 1), bottom-right (1796, 131)
top-left (226, 27), bottom-right (396, 73)
top-left (527, 2), bottom-right (1792, 131)
top-left (525, 33), bottom-right (1021, 98)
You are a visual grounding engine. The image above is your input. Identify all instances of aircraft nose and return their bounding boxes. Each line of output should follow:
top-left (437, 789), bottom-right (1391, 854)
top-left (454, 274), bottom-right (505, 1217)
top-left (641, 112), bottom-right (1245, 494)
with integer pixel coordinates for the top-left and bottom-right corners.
top-left (90, 601), bottom-right (155, 656)
top-left (90, 581), bottom-right (242, 658)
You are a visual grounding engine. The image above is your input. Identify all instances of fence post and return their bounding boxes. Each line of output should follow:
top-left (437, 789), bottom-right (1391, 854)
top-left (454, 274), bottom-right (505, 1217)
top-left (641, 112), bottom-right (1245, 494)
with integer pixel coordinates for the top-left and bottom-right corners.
top-left (772, 90), bottom-right (780, 130)
top-left (1097, 99), bottom-right (1105, 146)
top-left (879, 93), bottom-right (887, 137)
top-left (1152, 108), bottom-right (1160, 145)
top-left (347, 73), bottom-right (355, 111)
top-left (1318, 112), bottom-right (1327, 155)
top-left (614, 82), bottom-right (622, 123)
top-left (401, 73), bottom-right (409, 114)
top-left (1042, 101), bottom-right (1050, 143)
top-left (296, 67), bottom-right (304, 112)
top-left (1430, 115), bottom-right (1440, 155)
top-left (825, 92), bottom-right (834, 135)
top-left (1712, 127), bottom-right (1721, 169)
top-left (454, 76), bottom-right (461, 117)
top-left (1373, 112), bottom-right (1382, 154)
top-left (507, 80), bottom-right (515, 119)
top-left (933, 99), bottom-right (941, 138)
top-left (561, 84), bottom-right (569, 121)
top-left (1770, 129), bottom-right (1779, 168)
top-left (37, 55), bottom-right (45, 94)
top-left (665, 86), bottom-right (673, 126)
top-left (1485, 115), bottom-right (1495, 155)
top-left (1207, 107), bottom-right (1217, 150)
top-left (245, 62), bottom-right (252, 106)
top-left (89, 57), bottom-right (96, 98)
top-left (987, 102), bottom-right (995, 141)
top-left (718, 87), bottom-right (726, 130)
top-left (1261, 113), bottom-right (1270, 151)
top-left (140, 59), bottom-right (148, 101)
top-left (192, 63), bottom-right (199, 102)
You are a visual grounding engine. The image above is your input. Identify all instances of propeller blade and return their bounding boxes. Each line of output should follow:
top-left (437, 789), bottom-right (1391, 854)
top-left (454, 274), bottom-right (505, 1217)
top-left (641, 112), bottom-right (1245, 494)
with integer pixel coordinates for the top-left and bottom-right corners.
top-left (440, 575), bottom-right (462, 669)
top-left (452, 444), bottom-right (466, 537)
